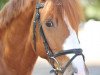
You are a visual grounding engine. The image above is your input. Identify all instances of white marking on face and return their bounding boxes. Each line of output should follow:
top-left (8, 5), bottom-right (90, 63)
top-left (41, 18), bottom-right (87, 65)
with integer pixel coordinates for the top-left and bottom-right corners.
top-left (63, 12), bottom-right (87, 75)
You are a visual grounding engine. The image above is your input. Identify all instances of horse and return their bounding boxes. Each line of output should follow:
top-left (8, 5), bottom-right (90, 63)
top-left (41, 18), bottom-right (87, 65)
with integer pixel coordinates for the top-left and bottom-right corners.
top-left (0, 0), bottom-right (38, 75)
top-left (32, 0), bottom-right (88, 75)
top-left (0, 0), bottom-right (88, 75)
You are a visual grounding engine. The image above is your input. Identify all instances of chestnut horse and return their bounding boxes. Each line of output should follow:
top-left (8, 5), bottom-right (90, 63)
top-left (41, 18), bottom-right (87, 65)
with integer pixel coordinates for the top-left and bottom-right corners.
top-left (0, 0), bottom-right (88, 75)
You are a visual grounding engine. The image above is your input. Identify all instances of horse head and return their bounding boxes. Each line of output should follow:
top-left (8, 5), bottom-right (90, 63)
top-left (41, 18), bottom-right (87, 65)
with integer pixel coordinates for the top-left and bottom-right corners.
top-left (32, 0), bottom-right (89, 75)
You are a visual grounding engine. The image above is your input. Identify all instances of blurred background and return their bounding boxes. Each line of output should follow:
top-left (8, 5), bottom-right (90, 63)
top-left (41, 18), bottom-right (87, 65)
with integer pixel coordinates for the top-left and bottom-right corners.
top-left (81, 0), bottom-right (100, 21)
top-left (0, 0), bottom-right (100, 75)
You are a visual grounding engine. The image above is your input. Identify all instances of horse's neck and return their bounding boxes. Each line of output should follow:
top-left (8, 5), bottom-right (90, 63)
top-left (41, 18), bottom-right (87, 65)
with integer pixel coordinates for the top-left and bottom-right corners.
top-left (0, 0), bottom-right (36, 56)
top-left (0, 0), bottom-right (36, 42)
top-left (0, 0), bottom-right (36, 29)
top-left (0, 0), bottom-right (37, 74)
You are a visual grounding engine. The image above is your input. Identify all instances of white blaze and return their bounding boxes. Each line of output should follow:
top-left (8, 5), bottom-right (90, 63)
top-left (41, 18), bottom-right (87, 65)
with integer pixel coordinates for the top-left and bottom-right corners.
top-left (63, 13), bottom-right (86, 75)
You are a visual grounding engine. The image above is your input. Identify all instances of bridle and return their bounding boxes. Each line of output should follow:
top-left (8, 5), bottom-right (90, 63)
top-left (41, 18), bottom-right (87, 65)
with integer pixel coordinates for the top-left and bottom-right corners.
top-left (33, 1), bottom-right (85, 75)
top-left (33, 2), bottom-right (85, 75)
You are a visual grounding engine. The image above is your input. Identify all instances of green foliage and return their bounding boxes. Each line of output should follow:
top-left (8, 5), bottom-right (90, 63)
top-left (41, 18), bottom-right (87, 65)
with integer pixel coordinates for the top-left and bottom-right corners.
top-left (82, 0), bottom-right (100, 20)
top-left (0, 0), bottom-right (8, 10)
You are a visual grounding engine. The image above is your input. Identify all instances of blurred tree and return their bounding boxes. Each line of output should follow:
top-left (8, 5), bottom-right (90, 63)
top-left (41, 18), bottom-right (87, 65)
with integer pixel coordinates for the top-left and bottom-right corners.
top-left (82, 0), bottom-right (100, 21)
top-left (0, 0), bottom-right (8, 10)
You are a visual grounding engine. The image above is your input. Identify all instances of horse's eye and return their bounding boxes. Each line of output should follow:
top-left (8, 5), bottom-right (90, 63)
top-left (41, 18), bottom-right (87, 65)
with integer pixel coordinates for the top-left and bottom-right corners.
top-left (45, 21), bottom-right (53, 27)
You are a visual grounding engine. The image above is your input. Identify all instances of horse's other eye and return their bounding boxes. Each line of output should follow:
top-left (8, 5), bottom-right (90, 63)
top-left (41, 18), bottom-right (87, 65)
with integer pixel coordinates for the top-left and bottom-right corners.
top-left (45, 21), bottom-right (53, 27)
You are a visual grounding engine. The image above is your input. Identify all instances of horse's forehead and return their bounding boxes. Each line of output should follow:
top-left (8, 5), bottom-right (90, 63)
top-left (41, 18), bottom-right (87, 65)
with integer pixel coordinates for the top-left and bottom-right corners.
top-left (63, 10), bottom-right (76, 33)
top-left (55, 0), bottom-right (62, 5)
top-left (43, 0), bottom-right (63, 16)
top-left (44, 0), bottom-right (62, 7)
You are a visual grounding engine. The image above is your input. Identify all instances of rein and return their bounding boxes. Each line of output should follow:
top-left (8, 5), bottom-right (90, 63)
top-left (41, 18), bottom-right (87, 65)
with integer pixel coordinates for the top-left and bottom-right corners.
top-left (33, 2), bottom-right (85, 75)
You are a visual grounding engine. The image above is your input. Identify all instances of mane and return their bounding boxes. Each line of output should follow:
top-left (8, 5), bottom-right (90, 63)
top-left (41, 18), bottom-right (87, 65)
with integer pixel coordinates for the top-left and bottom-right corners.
top-left (0, 0), bottom-right (34, 28)
top-left (46, 0), bottom-right (84, 31)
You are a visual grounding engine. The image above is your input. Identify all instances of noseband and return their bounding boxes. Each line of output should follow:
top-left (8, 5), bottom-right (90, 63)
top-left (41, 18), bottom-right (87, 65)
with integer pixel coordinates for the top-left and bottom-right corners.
top-left (33, 2), bottom-right (85, 75)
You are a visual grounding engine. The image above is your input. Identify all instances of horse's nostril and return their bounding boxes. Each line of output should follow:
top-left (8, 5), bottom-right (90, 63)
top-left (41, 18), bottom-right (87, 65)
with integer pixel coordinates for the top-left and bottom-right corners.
top-left (72, 73), bottom-right (74, 75)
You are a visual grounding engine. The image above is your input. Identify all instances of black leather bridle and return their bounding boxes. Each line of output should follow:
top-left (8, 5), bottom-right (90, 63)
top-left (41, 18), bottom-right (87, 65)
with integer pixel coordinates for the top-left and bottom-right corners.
top-left (33, 1), bottom-right (85, 75)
